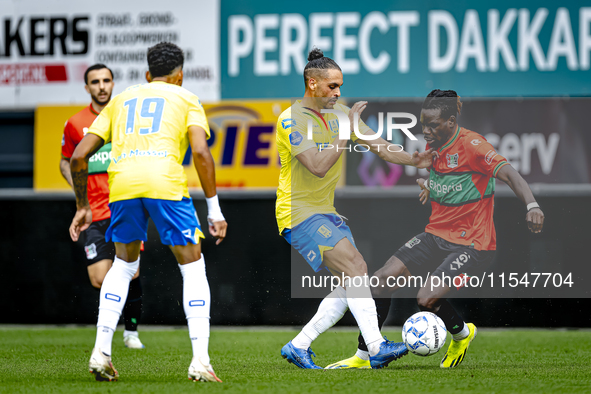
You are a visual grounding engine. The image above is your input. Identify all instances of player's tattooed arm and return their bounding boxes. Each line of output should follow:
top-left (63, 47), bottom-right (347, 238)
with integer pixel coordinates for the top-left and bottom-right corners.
top-left (496, 164), bottom-right (544, 233)
top-left (71, 170), bottom-right (89, 207)
top-left (68, 133), bottom-right (104, 241)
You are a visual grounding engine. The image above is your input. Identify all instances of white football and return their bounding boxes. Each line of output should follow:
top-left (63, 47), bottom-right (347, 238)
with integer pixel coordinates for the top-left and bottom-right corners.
top-left (402, 312), bottom-right (447, 356)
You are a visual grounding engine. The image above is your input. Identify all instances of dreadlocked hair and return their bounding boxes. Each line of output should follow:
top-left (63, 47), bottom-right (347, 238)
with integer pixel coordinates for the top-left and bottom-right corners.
top-left (422, 89), bottom-right (462, 120)
top-left (303, 47), bottom-right (341, 87)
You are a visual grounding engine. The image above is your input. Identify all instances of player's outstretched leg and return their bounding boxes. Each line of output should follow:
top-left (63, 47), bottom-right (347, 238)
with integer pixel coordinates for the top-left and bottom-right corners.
top-left (179, 255), bottom-right (222, 382)
top-left (325, 297), bottom-right (392, 369)
top-left (345, 276), bottom-right (407, 369)
top-left (282, 286), bottom-right (348, 369)
top-left (89, 347), bottom-right (119, 381)
top-left (123, 277), bottom-right (145, 349)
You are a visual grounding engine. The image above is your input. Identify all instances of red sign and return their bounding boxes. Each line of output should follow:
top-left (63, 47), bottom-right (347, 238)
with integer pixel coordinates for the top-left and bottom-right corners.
top-left (0, 64), bottom-right (67, 85)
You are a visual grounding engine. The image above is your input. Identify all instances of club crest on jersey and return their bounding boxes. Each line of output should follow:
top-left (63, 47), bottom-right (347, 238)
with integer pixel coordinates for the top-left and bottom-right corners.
top-left (447, 153), bottom-right (459, 168)
top-left (317, 224), bottom-right (332, 238)
top-left (289, 131), bottom-right (303, 146)
top-left (405, 237), bottom-right (421, 249)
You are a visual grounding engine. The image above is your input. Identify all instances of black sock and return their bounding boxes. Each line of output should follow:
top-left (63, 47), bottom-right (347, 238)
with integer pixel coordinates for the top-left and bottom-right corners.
top-left (123, 277), bottom-right (143, 332)
top-left (358, 297), bottom-right (392, 352)
top-left (435, 300), bottom-right (464, 335)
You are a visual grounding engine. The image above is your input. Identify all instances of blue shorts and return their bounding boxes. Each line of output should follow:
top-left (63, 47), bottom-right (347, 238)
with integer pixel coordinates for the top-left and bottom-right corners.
top-left (106, 197), bottom-right (204, 246)
top-left (282, 214), bottom-right (356, 272)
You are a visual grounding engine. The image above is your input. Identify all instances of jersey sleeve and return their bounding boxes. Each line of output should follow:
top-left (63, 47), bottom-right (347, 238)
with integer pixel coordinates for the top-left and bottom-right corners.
top-left (187, 95), bottom-right (211, 139)
top-left (468, 137), bottom-right (509, 178)
top-left (277, 115), bottom-right (317, 157)
top-left (87, 101), bottom-right (113, 143)
top-left (61, 120), bottom-right (79, 159)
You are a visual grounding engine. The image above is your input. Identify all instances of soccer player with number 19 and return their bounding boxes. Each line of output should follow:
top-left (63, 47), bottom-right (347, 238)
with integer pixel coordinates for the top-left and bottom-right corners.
top-left (69, 42), bottom-right (227, 383)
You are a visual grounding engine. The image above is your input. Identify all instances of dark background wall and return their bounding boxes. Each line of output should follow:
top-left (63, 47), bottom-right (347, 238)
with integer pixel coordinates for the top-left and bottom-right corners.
top-left (1, 195), bottom-right (590, 327)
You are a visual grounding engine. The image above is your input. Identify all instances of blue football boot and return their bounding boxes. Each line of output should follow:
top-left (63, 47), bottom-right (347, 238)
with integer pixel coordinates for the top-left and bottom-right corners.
top-left (369, 337), bottom-right (409, 369)
top-left (281, 341), bottom-right (322, 369)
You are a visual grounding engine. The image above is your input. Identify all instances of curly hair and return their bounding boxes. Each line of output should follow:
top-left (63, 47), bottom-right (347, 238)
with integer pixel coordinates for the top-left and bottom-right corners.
top-left (147, 42), bottom-right (184, 78)
top-left (422, 89), bottom-right (463, 120)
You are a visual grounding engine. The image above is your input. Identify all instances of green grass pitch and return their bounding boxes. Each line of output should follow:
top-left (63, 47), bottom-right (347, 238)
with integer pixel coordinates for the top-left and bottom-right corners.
top-left (1, 326), bottom-right (590, 393)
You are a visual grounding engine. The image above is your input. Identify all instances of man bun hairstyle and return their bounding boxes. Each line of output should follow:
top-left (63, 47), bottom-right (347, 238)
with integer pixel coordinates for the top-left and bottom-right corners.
top-left (147, 42), bottom-right (184, 78)
top-left (84, 64), bottom-right (113, 85)
top-left (422, 89), bottom-right (463, 120)
top-left (303, 47), bottom-right (341, 87)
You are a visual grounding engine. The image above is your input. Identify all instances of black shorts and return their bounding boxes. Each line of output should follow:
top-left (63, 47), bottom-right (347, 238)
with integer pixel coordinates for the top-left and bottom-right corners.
top-left (394, 232), bottom-right (495, 279)
top-left (84, 218), bottom-right (116, 266)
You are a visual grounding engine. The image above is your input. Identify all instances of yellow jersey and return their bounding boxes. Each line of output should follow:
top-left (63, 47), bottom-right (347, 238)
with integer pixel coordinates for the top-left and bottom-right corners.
top-left (88, 81), bottom-right (210, 203)
top-left (275, 101), bottom-right (370, 234)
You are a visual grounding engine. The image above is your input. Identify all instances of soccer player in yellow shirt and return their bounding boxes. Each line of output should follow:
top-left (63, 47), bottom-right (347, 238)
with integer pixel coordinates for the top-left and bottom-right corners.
top-left (69, 42), bottom-right (226, 383)
top-left (276, 48), bottom-right (436, 369)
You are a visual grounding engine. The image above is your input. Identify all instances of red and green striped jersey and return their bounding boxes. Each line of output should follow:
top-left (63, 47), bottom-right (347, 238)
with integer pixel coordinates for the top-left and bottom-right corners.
top-left (425, 126), bottom-right (509, 251)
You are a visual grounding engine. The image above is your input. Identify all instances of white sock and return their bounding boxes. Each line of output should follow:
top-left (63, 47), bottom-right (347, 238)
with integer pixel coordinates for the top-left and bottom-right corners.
top-left (95, 256), bottom-right (139, 355)
top-left (452, 323), bottom-right (470, 341)
top-left (355, 348), bottom-right (370, 361)
top-left (179, 255), bottom-right (211, 365)
top-left (123, 330), bottom-right (138, 337)
top-left (346, 276), bottom-right (383, 356)
top-left (292, 286), bottom-right (348, 349)
top-left (188, 318), bottom-right (210, 365)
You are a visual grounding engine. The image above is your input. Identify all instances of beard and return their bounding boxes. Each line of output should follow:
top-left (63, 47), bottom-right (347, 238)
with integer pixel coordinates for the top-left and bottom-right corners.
top-left (91, 92), bottom-right (111, 106)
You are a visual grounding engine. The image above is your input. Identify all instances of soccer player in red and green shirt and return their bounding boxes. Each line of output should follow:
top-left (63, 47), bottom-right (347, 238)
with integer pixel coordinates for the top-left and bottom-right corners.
top-left (60, 64), bottom-right (144, 350)
top-left (326, 89), bottom-right (544, 370)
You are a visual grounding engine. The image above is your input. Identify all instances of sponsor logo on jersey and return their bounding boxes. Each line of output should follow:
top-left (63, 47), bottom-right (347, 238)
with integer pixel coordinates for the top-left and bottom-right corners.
top-left (446, 153), bottom-right (459, 168)
top-left (485, 149), bottom-right (497, 165)
top-left (85, 243), bottom-right (97, 260)
top-left (405, 237), bottom-right (421, 249)
top-left (471, 139), bottom-right (482, 146)
top-left (317, 224), bottom-right (332, 238)
top-left (282, 118), bottom-right (296, 129)
top-left (449, 252), bottom-right (470, 271)
top-left (189, 300), bottom-right (205, 307)
top-left (307, 250), bottom-right (316, 262)
top-left (428, 179), bottom-right (463, 194)
top-left (289, 131), bottom-right (303, 146)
